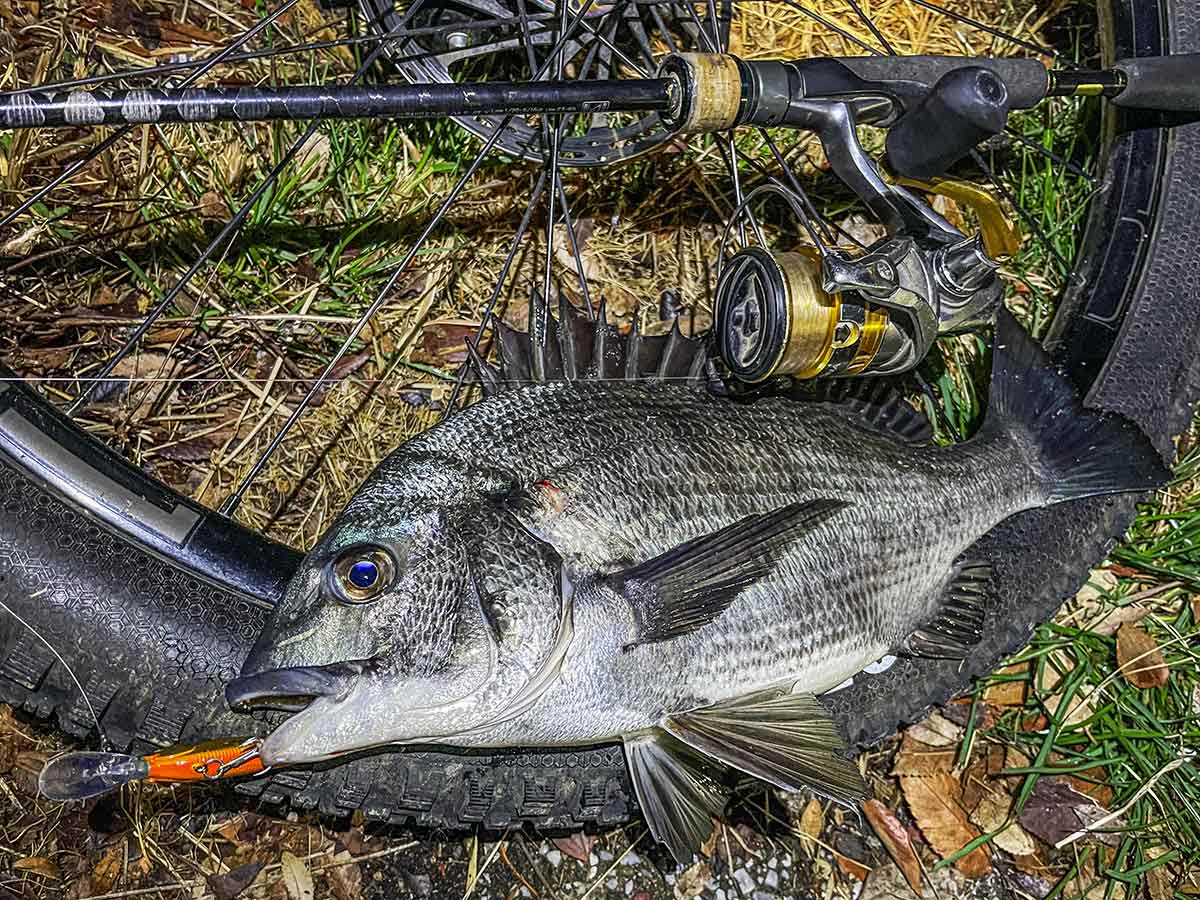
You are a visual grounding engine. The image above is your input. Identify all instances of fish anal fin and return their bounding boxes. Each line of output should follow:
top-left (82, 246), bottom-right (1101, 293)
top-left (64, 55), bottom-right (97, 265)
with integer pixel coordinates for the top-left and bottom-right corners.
top-left (904, 559), bottom-right (993, 659)
top-left (665, 689), bottom-right (867, 804)
top-left (623, 731), bottom-right (727, 864)
top-left (606, 499), bottom-right (849, 647)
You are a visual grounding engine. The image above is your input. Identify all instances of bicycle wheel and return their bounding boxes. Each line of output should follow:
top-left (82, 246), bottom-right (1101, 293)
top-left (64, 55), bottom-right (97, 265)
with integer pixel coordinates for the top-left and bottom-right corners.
top-left (0, 0), bottom-right (1197, 836)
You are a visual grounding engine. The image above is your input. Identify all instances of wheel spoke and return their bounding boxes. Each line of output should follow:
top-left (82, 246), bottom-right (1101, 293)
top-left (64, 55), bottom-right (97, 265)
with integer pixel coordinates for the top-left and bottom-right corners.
top-left (0, 0), bottom-right (304, 235)
top-left (757, 130), bottom-right (839, 249)
top-left (442, 170), bottom-right (551, 417)
top-left (902, 0), bottom-right (1047, 56)
top-left (555, 173), bottom-right (595, 317)
top-left (64, 2), bottom-right (435, 414)
top-left (841, 0), bottom-right (895, 54)
top-left (1005, 126), bottom-right (1097, 185)
top-left (775, 0), bottom-right (882, 56)
top-left (220, 0), bottom-right (605, 513)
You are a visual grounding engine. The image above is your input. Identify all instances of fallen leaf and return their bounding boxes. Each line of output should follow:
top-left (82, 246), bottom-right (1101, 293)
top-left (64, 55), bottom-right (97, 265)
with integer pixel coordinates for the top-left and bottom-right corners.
top-left (673, 860), bottom-right (711, 900)
top-left (1044, 689), bottom-right (1096, 728)
top-left (860, 862), bottom-right (962, 900)
top-left (862, 799), bottom-right (922, 893)
top-left (90, 844), bottom-right (124, 894)
top-left (1116, 622), bottom-right (1169, 688)
top-left (798, 795), bottom-right (823, 840)
top-left (891, 732), bottom-right (956, 777)
top-left (961, 742), bottom-right (1007, 812)
top-left (1075, 567), bottom-right (1120, 605)
top-left (14, 857), bottom-right (61, 879)
top-left (968, 789), bottom-right (1036, 856)
top-left (984, 662), bottom-right (1032, 705)
top-left (199, 190), bottom-right (230, 220)
top-left (1017, 776), bottom-right (1117, 847)
top-left (1145, 847), bottom-right (1175, 900)
top-left (900, 774), bottom-right (991, 878)
top-left (550, 832), bottom-right (594, 863)
top-left (206, 861), bottom-right (264, 900)
top-left (280, 852), bottom-right (314, 900)
top-left (835, 853), bottom-right (871, 881)
top-left (416, 319), bottom-right (480, 367)
top-left (699, 822), bottom-right (721, 859)
top-left (905, 711), bottom-right (963, 748)
top-left (326, 851), bottom-right (362, 900)
top-left (553, 221), bottom-right (601, 282)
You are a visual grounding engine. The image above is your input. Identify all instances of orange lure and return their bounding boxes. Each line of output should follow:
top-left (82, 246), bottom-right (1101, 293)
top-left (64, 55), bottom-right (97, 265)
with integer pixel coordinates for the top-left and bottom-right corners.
top-left (38, 737), bottom-right (267, 801)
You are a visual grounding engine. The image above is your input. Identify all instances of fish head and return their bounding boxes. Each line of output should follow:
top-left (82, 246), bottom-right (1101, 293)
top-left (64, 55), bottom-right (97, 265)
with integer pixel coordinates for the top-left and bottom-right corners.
top-left (226, 453), bottom-right (568, 766)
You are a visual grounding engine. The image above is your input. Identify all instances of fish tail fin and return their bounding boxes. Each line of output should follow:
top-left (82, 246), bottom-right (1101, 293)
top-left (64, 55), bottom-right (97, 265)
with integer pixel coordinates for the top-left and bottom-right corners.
top-left (980, 308), bottom-right (1170, 503)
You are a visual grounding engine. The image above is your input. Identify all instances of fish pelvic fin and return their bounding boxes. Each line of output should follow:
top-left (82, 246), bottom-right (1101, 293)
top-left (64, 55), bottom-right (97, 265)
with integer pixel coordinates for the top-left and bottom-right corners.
top-left (981, 307), bottom-right (1170, 503)
top-left (623, 730), bottom-right (728, 864)
top-left (606, 498), bottom-right (849, 647)
top-left (664, 688), bottom-right (868, 805)
top-left (904, 559), bottom-right (992, 658)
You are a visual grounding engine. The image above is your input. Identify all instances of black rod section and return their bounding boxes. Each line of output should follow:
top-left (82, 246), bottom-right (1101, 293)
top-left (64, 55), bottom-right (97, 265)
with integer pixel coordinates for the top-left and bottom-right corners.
top-left (0, 79), bottom-right (675, 130)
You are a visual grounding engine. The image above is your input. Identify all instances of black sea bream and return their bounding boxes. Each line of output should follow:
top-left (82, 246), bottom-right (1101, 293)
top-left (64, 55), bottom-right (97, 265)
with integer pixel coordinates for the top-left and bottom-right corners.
top-left (228, 309), bottom-right (1166, 859)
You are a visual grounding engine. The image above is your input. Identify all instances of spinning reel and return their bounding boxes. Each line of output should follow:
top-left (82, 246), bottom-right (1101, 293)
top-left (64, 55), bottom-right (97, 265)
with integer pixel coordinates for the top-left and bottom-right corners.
top-left (661, 52), bottom-right (1026, 384)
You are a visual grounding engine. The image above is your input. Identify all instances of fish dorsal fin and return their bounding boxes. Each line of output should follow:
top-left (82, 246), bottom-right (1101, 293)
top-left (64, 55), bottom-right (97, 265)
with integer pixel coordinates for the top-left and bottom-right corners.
top-left (623, 731), bottom-right (728, 863)
top-left (469, 294), bottom-right (709, 391)
top-left (605, 499), bottom-right (848, 647)
top-left (797, 379), bottom-right (933, 444)
top-left (904, 560), bottom-right (993, 658)
top-left (665, 688), bottom-right (868, 804)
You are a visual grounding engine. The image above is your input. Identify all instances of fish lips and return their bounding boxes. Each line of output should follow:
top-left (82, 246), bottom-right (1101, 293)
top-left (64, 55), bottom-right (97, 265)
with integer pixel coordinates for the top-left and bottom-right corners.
top-left (225, 660), bottom-right (370, 714)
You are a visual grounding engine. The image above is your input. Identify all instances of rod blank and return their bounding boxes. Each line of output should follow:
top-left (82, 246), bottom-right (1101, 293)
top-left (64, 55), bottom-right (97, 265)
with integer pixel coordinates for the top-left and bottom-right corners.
top-left (0, 79), bottom-right (676, 130)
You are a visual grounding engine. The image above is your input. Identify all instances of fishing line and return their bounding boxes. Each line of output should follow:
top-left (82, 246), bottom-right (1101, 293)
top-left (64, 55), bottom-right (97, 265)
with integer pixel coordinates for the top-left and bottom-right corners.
top-left (0, 594), bottom-right (112, 751)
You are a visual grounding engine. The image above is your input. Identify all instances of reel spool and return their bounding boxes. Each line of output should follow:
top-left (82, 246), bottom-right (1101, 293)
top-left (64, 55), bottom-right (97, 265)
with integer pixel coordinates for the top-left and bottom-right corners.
top-left (714, 247), bottom-right (904, 382)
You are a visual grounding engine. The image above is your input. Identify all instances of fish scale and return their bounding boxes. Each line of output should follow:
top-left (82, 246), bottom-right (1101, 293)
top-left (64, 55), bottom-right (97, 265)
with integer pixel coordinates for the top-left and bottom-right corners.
top-left (226, 309), bottom-right (1169, 862)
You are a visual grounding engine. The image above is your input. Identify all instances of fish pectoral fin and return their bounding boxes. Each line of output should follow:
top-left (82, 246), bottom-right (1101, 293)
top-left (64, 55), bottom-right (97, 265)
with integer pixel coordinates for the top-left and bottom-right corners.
top-left (664, 688), bottom-right (868, 805)
top-left (903, 559), bottom-right (993, 659)
top-left (623, 731), bottom-right (728, 864)
top-left (606, 498), bottom-right (849, 647)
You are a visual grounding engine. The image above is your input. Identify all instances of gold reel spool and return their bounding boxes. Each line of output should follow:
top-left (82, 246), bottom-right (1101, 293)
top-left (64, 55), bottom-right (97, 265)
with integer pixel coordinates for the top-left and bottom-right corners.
top-left (713, 247), bottom-right (891, 382)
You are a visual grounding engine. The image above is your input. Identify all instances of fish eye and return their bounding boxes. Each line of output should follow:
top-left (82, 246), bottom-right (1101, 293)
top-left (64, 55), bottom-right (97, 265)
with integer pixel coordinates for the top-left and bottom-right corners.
top-left (329, 545), bottom-right (396, 604)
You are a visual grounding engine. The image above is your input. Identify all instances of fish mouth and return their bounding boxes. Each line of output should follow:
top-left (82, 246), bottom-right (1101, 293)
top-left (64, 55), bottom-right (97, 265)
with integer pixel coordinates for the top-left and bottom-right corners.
top-left (225, 661), bottom-right (367, 713)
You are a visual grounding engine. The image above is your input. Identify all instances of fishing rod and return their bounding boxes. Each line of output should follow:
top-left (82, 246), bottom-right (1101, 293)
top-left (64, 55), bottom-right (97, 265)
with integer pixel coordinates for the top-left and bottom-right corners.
top-left (0, 79), bottom-right (676, 130)
top-left (2, 53), bottom-right (1195, 133)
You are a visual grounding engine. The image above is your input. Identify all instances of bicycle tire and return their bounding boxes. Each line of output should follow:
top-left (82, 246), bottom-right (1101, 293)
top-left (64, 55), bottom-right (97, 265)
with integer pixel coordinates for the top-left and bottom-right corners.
top-left (0, 0), bottom-right (1197, 833)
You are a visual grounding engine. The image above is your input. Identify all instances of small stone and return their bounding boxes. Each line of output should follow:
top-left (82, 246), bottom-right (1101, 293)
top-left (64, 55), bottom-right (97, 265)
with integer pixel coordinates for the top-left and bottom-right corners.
top-left (714, 890), bottom-right (726, 900)
top-left (765, 870), bottom-right (779, 889)
top-left (546, 850), bottom-right (563, 867)
top-left (754, 892), bottom-right (776, 900)
top-left (623, 851), bottom-right (641, 866)
top-left (733, 868), bottom-right (755, 894)
top-left (598, 850), bottom-right (614, 862)
top-left (606, 878), bottom-right (618, 890)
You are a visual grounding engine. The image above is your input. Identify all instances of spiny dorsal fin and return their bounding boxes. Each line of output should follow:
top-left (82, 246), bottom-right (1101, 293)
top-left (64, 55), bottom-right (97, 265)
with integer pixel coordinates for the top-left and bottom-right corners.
top-left (478, 293), bottom-right (708, 391)
top-left (623, 731), bottom-right (728, 864)
top-left (465, 339), bottom-right (502, 398)
top-left (606, 499), bottom-right (848, 647)
top-left (665, 688), bottom-right (867, 804)
top-left (904, 560), bottom-right (993, 658)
